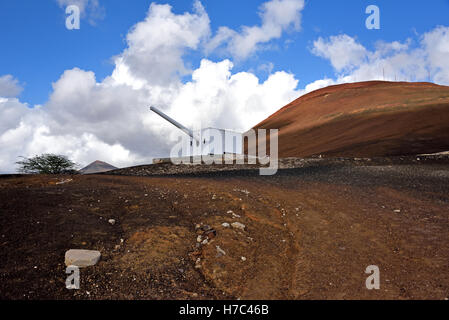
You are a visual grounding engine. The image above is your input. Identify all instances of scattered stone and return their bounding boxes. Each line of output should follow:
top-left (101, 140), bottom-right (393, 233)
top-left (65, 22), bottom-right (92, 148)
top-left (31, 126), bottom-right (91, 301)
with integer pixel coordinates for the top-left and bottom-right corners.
top-left (221, 223), bottom-right (230, 228)
top-left (227, 210), bottom-right (233, 214)
top-left (108, 219), bottom-right (116, 225)
top-left (232, 213), bottom-right (241, 218)
top-left (197, 235), bottom-right (202, 243)
top-left (394, 209), bottom-right (401, 213)
top-left (216, 246), bottom-right (226, 256)
top-left (231, 222), bottom-right (246, 231)
top-left (241, 257), bottom-right (247, 261)
top-left (56, 179), bottom-right (73, 185)
top-left (195, 258), bottom-right (202, 269)
top-left (65, 249), bottom-right (101, 267)
top-left (202, 239), bottom-right (209, 245)
top-left (234, 188), bottom-right (250, 195)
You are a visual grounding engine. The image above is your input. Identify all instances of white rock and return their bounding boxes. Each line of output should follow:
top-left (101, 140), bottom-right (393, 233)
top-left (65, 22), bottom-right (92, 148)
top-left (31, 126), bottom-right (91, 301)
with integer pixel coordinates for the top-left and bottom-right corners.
top-left (108, 219), bottom-right (116, 225)
top-left (195, 258), bottom-right (202, 269)
top-left (216, 246), bottom-right (226, 256)
top-left (231, 222), bottom-right (246, 231)
top-left (65, 249), bottom-right (101, 267)
top-left (222, 223), bottom-right (230, 228)
top-left (241, 257), bottom-right (247, 261)
top-left (56, 179), bottom-right (73, 185)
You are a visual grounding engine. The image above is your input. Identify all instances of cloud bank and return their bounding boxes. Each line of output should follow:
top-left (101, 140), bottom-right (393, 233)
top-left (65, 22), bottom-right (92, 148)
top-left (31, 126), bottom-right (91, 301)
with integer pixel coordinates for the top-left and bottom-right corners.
top-left (311, 26), bottom-right (449, 84)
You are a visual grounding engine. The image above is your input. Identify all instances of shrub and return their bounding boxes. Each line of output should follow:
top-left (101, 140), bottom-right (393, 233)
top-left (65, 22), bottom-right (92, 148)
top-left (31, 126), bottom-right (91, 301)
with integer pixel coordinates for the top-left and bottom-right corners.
top-left (16, 154), bottom-right (78, 174)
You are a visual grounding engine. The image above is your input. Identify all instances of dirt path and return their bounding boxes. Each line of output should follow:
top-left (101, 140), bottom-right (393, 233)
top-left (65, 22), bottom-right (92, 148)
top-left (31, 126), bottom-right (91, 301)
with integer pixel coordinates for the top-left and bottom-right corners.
top-left (0, 162), bottom-right (448, 299)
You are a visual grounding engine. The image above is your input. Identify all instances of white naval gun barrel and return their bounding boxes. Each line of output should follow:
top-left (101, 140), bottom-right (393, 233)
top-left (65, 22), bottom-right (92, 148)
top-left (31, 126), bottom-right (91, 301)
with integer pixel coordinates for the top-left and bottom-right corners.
top-left (150, 106), bottom-right (198, 141)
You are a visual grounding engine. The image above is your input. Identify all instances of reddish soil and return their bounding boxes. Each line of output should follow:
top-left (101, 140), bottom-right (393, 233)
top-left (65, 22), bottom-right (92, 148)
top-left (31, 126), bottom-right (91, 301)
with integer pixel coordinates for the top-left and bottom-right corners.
top-left (0, 158), bottom-right (448, 300)
top-left (251, 81), bottom-right (449, 157)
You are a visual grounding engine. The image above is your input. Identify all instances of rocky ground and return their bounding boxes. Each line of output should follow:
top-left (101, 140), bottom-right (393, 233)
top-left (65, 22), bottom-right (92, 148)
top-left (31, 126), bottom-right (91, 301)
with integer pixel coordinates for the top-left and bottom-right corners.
top-left (0, 156), bottom-right (448, 300)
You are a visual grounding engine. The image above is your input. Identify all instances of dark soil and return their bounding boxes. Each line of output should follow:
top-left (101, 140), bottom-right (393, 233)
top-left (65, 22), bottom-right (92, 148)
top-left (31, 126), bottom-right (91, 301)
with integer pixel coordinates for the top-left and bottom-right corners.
top-left (0, 157), bottom-right (448, 300)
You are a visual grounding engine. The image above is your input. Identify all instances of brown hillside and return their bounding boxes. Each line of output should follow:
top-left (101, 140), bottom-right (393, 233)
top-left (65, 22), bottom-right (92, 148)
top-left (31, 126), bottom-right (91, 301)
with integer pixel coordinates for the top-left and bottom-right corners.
top-left (251, 81), bottom-right (449, 157)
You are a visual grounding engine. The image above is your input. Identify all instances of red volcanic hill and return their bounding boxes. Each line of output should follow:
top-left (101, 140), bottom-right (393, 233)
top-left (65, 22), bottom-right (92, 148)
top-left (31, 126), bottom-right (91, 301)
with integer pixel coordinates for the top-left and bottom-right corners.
top-left (251, 81), bottom-right (449, 158)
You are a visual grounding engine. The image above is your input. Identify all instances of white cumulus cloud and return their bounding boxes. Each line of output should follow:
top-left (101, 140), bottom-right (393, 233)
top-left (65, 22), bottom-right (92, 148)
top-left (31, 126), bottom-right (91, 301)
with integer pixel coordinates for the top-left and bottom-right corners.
top-left (312, 34), bottom-right (368, 72)
top-left (0, 75), bottom-right (23, 98)
top-left (112, 1), bottom-right (211, 87)
top-left (311, 26), bottom-right (449, 85)
top-left (206, 0), bottom-right (305, 60)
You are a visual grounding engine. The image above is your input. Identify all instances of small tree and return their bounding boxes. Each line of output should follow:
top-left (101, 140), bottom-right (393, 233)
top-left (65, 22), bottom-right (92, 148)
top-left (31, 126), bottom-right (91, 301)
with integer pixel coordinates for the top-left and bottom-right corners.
top-left (16, 154), bottom-right (77, 174)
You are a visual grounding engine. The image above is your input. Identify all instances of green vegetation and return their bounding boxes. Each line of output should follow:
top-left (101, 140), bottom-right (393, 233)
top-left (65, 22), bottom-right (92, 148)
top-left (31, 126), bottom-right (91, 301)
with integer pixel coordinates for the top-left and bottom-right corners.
top-left (16, 154), bottom-right (78, 174)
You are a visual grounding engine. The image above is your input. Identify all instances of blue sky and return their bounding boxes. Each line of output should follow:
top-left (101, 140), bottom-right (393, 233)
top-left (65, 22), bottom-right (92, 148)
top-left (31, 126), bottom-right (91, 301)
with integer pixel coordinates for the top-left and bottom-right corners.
top-left (1, 0), bottom-right (449, 172)
top-left (1, 0), bottom-right (448, 105)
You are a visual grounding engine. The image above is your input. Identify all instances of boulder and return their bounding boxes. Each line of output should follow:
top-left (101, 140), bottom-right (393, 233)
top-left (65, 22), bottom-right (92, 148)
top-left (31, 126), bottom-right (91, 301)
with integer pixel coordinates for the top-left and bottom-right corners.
top-left (65, 249), bottom-right (101, 267)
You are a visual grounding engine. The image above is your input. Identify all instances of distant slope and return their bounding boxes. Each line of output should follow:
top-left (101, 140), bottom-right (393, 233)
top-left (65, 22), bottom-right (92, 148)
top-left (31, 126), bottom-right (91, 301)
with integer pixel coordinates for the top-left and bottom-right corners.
top-left (251, 81), bottom-right (449, 158)
top-left (79, 161), bottom-right (118, 174)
